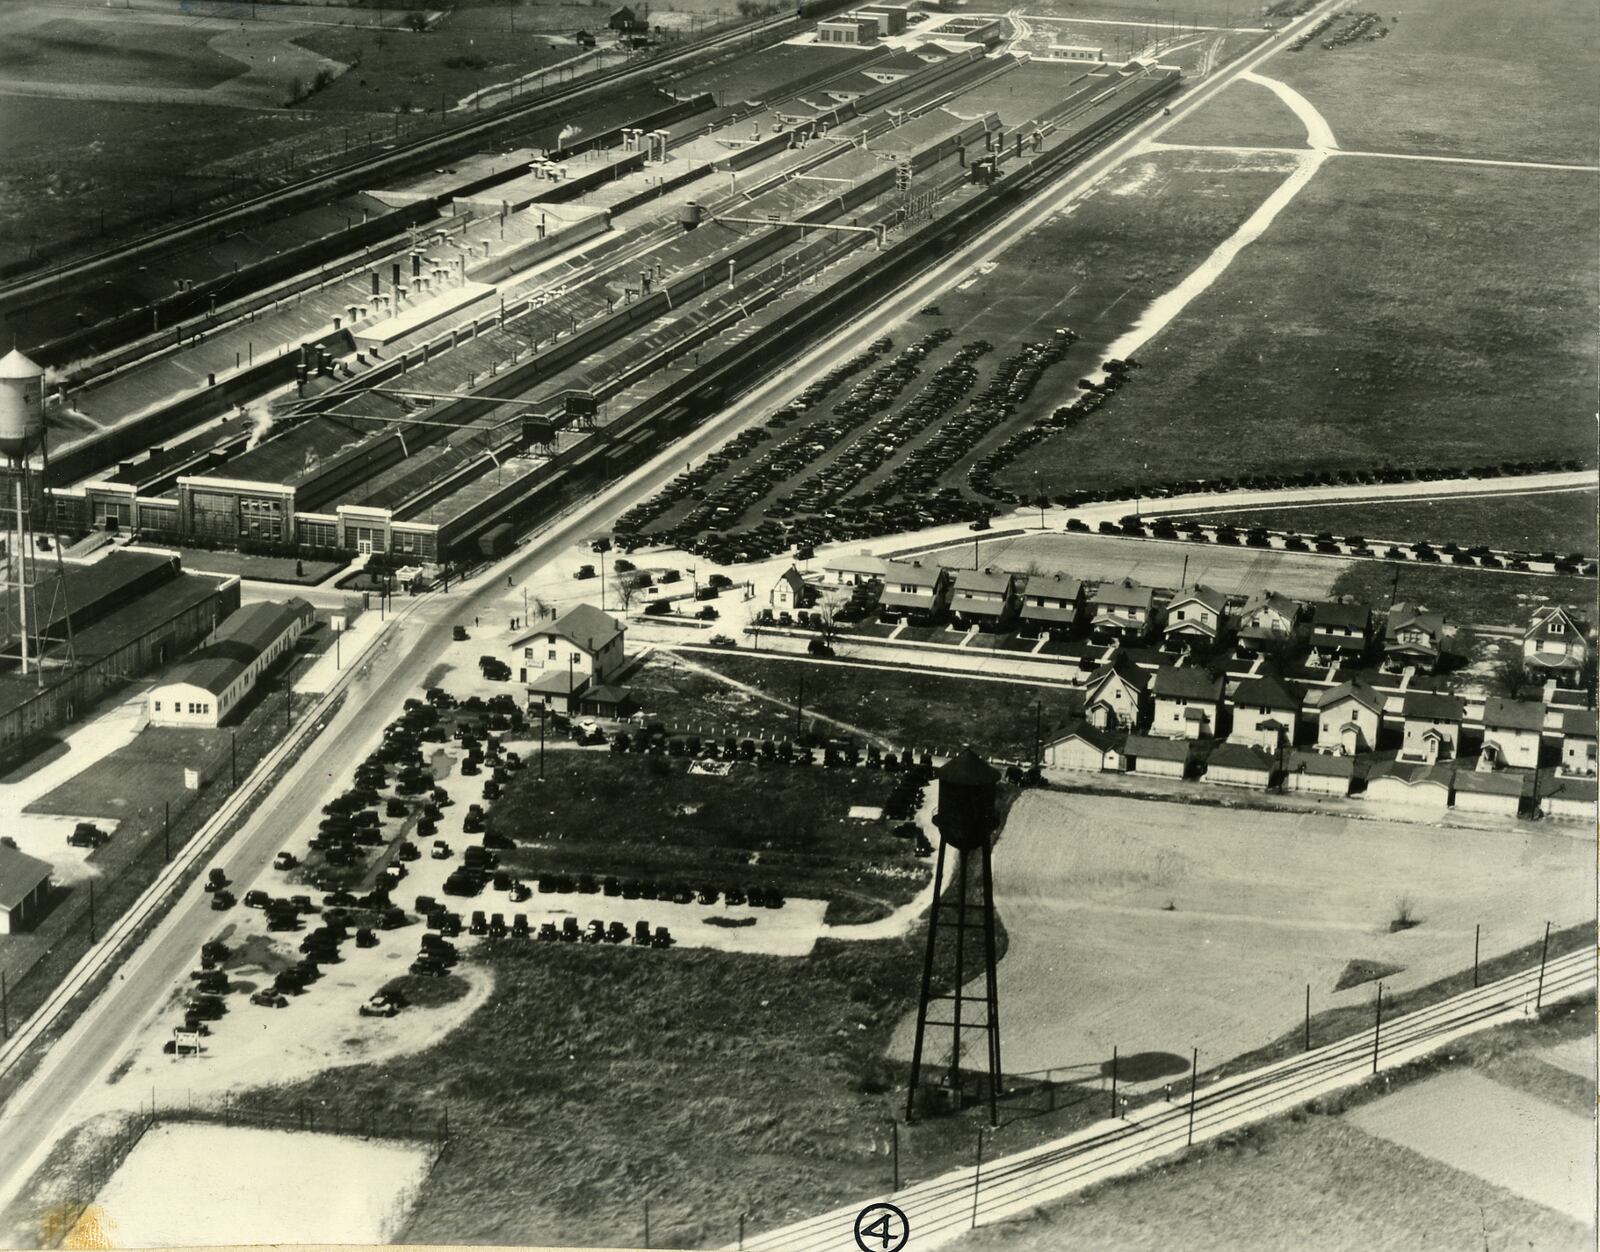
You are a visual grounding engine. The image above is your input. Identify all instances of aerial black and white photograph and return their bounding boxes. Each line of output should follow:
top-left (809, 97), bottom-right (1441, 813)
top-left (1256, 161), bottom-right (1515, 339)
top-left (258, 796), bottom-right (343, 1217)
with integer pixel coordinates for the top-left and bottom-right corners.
top-left (0, 0), bottom-right (1594, 1248)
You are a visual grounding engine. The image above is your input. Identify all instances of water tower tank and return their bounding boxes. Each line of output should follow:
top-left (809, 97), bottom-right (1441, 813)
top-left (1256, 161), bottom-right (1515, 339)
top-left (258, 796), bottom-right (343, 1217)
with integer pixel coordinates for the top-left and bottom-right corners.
top-left (0, 348), bottom-right (46, 459)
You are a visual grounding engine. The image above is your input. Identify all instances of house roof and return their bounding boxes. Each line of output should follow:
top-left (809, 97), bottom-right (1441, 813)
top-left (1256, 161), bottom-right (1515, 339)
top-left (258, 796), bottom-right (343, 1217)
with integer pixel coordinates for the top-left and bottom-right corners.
top-left (1286, 749), bottom-right (1354, 778)
top-left (1527, 606), bottom-right (1588, 638)
top-left (1316, 679), bottom-right (1384, 717)
top-left (1087, 652), bottom-right (1151, 694)
top-left (1124, 734), bottom-right (1190, 762)
top-left (1402, 691), bottom-right (1465, 722)
top-left (1543, 773), bottom-right (1598, 803)
top-left (824, 554), bottom-right (888, 577)
top-left (1152, 665), bottom-right (1222, 701)
top-left (1386, 601), bottom-right (1443, 640)
top-left (1482, 696), bottom-right (1545, 733)
top-left (773, 566), bottom-right (807, 594)
top-left (1241, 590), bottom-right (1296, 620)
top-left (882, 560), bottom-right (944, 590)
top-left (1207, 742), bottom-right (1273, 773)
top-left (1019, 572), bottom-right (1083, 601)
top-left (0, 844), bottom-right (53, 912)
top-left (153, 598), bottom-right (313, 698)
top-left (1019, 603), bottom-right (1081, 624)
top-left (1048, 721), bottom-right (1115, 753)
top-left (580, 684), bottom-right (634, 707)
top-left (1561, 709), bottom-right (1597, 738)
top-left (1091, 579), bottom-right (1152, 611)
top-left (515, 603), bottom-right (623, 655)
top-left (1168, 583), bottom-right (1227, 616)
top-left (1313, 601), bottom-right (1370, 629)
top-left (1454, 769), bottom-right (1527, 797)
top-left (1367, 759), bottom-right (1453, 788)
top-left (1232, 673), bottom-right (1300, 712)
top-left (953, 567), bottom-right (1014, 596)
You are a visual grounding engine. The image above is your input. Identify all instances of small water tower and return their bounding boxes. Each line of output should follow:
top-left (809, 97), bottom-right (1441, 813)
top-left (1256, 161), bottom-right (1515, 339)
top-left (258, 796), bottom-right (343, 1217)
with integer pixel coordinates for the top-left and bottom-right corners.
top-left (0, 348), bottom-right (49, 677)
top-left (907, 746), bottom-right (1005, 1125)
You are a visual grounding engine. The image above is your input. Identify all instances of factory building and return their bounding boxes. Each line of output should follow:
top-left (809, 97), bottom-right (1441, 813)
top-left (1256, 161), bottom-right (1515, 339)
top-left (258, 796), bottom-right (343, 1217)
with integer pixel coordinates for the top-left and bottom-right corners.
top-left (147, 598), bottom-right (315, 728)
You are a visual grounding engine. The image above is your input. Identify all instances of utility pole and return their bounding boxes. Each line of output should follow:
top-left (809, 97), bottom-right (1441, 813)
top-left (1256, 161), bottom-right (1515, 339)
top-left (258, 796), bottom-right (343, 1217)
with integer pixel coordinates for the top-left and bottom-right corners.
top-left (1372, 983), bottom-right (1383, 1073)
top-left (1186, 1048), bottom-right (1199, 1146)
top-left (164, 801), bottom-right (171, 862)
top-left (795, 670), bottom-right (804, 742)
top-left (231, 734), bottom-right (237, 788)
top-left (89, 882), bottom-right (97, 943)
top-left (1536, 921), bottom-right (1552, 1010)
top-left (970, 1128), bottom-right (984, 1229)
top-left (2, 970), bottom-right (8, 1041)
top-left (1304, 984), bottom-right (1311, 1051)
top-left (891, 1121), bottom-right (899, 1191)
top-left (1473, 924), bottom-right (1480, 988)
top-left (1109, 1045), bottom-right (1118, 1116)
top-left (1034, 700), bottom-right (1042, 768)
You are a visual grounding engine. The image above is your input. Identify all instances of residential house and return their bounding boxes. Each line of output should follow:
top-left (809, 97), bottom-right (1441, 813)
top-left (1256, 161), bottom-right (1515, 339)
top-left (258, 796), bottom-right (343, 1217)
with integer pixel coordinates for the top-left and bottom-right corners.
top-left (1383, 602), bottom-right (1446, 673)
top-left (1227, 673), bottom-right (1301, 752)
top-left (147, 598), bottom-right (315, 728)
top-left (1203, 742), bottom-right (1274, 789)
top-left (0, 845), bottom-right (53, 935)
top-left (608, 5), bottom-right (647, 32)
top-left (1560, 709), bottom-right (1597, 777)
top-left (950, 567), bottom-right (1019, 628)
top-left (1283, 749), bottom-right (1354, 797)
top-left (1541, 773), bottom-right (1597, 823)
top-left (1236, 590), bottom-right (1299, 656)
top-left (1089, 579), bottom-right (1154, 641)
top-left (1043, 723), bottom-right (1122, 773)
top-left (824, 553), bottom-right (888, 588)
top-left (1308, 600), bottom-right (1372, 663)
top-left (1452, 770), bottom-right (1525, 818)
top-left (1398, 691), bottom-right (1465, 764)
top-left (1018, 572), bottom-right (1086, 636)
top-left (1162, 583), bottom-right (1228, 650)
top-left (1364, 760), bottom-right (1452, 814)
top-left (877, 560), bottom-right (951, 621)
top-left (1522, 606), bottom-right (1590, 686)
top-left (574, 29), bottom-right (597, 48)
top-left (512, 603), bottom-right (627, 713)
top-left (1479, 697), bottom-right (1545, 771)
top-left (769, 566), bottom-right (809, 614)
top-left (1150, 665), bottom-right (1223, 740)
top-left (1124, 733), bottom-right (1191, 778)
top-left (1082, 653), bottom-right (1149, 732)
top-left (1311, 678), bottom-right (1384, 755)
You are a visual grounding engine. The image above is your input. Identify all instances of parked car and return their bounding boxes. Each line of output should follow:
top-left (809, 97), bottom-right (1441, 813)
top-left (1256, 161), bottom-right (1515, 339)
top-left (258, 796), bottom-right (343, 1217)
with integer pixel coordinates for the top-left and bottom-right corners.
top-left (250, 990), bottom-right (289, 1009)
top-left (209, 889), bottom-right (236, 911)
top-left (707, 634), bottom-right (736, 648)
top-left (273, 851), bottom-right (298, 871)
top-left (68, 822), bottom-right (110, 849)
top-left (452, 625), bottom-right (470, 641)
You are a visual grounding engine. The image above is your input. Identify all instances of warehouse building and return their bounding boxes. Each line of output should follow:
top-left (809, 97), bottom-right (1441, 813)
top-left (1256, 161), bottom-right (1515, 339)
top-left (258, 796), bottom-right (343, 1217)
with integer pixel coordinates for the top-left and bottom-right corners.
top-left (147, 599), bottom-right (315, 728)
top-left (0, 845), bottom-right (54, 935)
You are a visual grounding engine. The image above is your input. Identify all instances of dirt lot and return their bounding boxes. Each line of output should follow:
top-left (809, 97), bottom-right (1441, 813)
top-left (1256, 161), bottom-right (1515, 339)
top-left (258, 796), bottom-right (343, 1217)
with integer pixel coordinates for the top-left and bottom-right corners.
top-left (1174, 487), bottom-right (1599, 559)
top-left (1325, 561), bottom-right (1596, 631)
top-left (890, 789), bottom-right (1596, 1082)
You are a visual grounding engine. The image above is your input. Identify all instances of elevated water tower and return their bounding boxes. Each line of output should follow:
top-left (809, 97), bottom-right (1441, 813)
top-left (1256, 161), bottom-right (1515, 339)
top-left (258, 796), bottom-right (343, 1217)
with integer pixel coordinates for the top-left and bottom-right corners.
top-left (906, 746), bottom-right (1005, 1125)
top-left (1, 347), bottom-right (50, 677)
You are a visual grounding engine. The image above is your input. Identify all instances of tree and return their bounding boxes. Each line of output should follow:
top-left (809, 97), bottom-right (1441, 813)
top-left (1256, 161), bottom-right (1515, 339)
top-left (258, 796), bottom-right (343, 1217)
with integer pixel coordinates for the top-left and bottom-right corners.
top-left (1495, 655), bottom-right (1529, 699)
top-left (614, 569), bottom-right (652, 611)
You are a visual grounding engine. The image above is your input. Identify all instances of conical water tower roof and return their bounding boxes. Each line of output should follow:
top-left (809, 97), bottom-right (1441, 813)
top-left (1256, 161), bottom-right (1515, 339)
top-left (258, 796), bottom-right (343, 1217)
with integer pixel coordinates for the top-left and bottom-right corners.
top-left (0, 348), bottom-right (44, 381)
top-left (937, 746), bottom-right (998, 786)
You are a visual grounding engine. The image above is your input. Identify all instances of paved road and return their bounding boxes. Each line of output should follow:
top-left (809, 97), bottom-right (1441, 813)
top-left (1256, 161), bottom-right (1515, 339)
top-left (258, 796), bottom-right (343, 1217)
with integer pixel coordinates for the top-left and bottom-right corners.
top-left (739, 948), bottom-right (1596, 1252)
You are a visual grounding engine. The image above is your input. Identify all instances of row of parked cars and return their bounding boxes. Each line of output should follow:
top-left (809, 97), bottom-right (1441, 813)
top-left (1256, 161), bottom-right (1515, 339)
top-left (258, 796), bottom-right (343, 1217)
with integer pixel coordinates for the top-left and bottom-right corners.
top-left (967, 354), bottom-right (1124, 500)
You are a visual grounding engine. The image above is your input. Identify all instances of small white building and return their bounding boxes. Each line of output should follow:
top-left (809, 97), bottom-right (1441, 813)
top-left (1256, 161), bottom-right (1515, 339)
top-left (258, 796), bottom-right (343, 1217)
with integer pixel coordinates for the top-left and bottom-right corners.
top-left (1203, 742), bottom-right (1274, 789)
top-left (0, 845), bottom-right (53, 935)
top-left (1082, 654), bottom-right (1149, 732)
top-left (1559, 709), bottom-right (1597, 777)
top-left (1228, 674), bottom-right (1300, 752)
top-left (1399, 691), bottom-right (1465, 764)
top-left (1479, 696), bottom-right (1545, 771)
top-left (1283, 750), bottom-right (1354, 797)
top-left (1452, 769), bottom-right (1525, 818)
top-left (823, 553), bottom-right (888, 588)
top-left (770, 566), bottom-right (809, 614)
top-left (1364, 760), bottom-right (1451, 814)
top-left (1043, 723), bottom-right (1121, 773)
top-left (1311, 679), bottom-right (1384, 756)
top-left (1150, 665), bottom-right (1223, 740)
top-left (1124, 734), bottom-right (1191, 779)
top-left (1542, 774), bottom-right (1598, 824)
top-left (147, 598), bottom-right (315, 728)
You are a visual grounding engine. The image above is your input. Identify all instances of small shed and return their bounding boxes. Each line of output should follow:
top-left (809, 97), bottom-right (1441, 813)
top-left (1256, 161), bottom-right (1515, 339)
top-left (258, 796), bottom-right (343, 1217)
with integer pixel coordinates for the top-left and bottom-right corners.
top-left (1043, 723), bottom-right (1121, 773)
top-left (0, 845), bottom-right (54, 935)
top-left (1124, 734), bottom-right (1191, 779)
top-left (1283, 749), bottom-right (1354, 797)
top-left (1203, 742), bottom-right (1274, 789)
top-left (1540, 774), bottom-right (1597, 824)
top-left (1452, 768), bottom-right (1525, 818)
top-left (1364, 760), bottom-right (1451, 814)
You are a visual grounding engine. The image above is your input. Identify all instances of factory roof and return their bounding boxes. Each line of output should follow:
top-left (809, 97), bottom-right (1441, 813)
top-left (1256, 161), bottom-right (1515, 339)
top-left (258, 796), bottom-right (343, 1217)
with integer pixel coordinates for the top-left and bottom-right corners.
top-left (153, 599), bottom-right (313, 697)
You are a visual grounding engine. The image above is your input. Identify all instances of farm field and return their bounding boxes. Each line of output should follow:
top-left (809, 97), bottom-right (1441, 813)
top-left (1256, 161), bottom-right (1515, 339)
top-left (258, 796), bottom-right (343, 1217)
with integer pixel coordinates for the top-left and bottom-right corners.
top-left (994, 156), bottom-right (1598, 498)
top-left (1172, 487), bottom-right (1599, 560)
top-left (887, 789), bottom-right (1596, 1081)
top-left (953, 1002), bottom-right (1595, 1252)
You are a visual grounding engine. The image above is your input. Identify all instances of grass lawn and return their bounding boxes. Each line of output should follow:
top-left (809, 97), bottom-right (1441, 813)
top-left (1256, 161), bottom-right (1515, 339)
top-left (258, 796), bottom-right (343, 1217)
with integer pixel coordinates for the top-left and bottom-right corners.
top-left (640, 651), bottom-right (1085, 760)
top-left (151, 548), bottom-right (344, 585)
top-left (1170, 488), bottom-right (1599, 559)
top-left (486, 750), bottom-right (930, 921)
top-left (995, 157), bottom-right (1597, 498)
top-left (1324, 561), bottom-right (1595, 629)
top-left (952, 1001), bottom-right (1594, 1252)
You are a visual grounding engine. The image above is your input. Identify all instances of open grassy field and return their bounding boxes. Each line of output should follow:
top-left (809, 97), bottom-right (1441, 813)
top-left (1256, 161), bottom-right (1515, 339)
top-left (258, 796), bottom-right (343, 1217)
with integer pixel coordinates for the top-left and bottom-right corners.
top-left (486, 749), bottom-right (930, 921)
top-left (1174, 487), bottom-right (1599, 559)
top-left (644, 651), bottom-right (1085, 760)
top-left (994, 156), bottom-right (1598, 498)
top-left (1324, 561), bottom-right (1595, 630)
top-left (886, 788), bottom-right (1596, 1082)
top-left (953, 1002), bottom-right (1595, 1252)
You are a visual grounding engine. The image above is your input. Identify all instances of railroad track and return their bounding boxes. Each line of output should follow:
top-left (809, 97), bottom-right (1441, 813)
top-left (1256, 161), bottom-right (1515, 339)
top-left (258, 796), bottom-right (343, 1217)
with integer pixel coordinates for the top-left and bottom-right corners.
top-left (0, 10), bottom-right (807, 314)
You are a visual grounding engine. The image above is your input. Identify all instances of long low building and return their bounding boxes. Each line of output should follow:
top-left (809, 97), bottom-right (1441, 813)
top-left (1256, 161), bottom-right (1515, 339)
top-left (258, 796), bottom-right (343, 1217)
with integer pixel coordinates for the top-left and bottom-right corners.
top-left (147, 599), bottom-right (315, 728)
top-left (0, 845), bottom-right (53, 935)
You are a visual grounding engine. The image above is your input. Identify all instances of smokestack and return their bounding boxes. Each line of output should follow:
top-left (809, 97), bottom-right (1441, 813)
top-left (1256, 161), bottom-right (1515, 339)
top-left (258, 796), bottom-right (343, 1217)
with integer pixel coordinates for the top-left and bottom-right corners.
top-left (392, 262), bottom-right (402, 287)
top-left (371, 272), bottom-right (381, 296)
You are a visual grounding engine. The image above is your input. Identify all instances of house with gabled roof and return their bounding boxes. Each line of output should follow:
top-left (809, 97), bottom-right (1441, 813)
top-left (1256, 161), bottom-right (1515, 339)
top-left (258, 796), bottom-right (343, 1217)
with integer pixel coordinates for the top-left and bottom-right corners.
top-left (1090, 578), bottom-right (1153, 641)
top-left (1311, 678), bottom-right (1384, 755)
top-left (512, 603), bottom-right (627, 712)
top-left (1560, 708), bottom-right (1597, 777)
top-left (1082, 652), bottom-right (1149, 731)
top-left (1204, 742), bottom-right (1274, 789)
top-left (1236, 590), bottom-right (1298, 656)
top-left (877, 559), bottom-right (951, 620)
top-left (1479, 696), bottom-right (1545, 770)
top-left (769, 566), bottom-right (809, 614)
top-left (1043, 722), bottom-right (1122, 773)
top-left (1151, 664), bottom-right (1223, 739)
top-left (1227, 672), bottom-right (1301, 751)
top-left (1162, 583), bottom-right (1227, 650)
top-left (1308, 600), bottom-right (1372, 663)
top-left (1523, 606), bottom-right (1591, 686)
top-left (1398, 690), bottom-right (1465, 764)
top-left (1018, 572), bottom-right (1086, 635)
top-left (1383, 602), bottom-right (1446, 673)
top-left (824, 553), bottom-right (888, 587)
top-left (1284, 749), bottom-right (1354, 797)
top-left (950, 567), bottom-right (1019, 628)
top-left (1124, 733), bottom-right (1192, 778)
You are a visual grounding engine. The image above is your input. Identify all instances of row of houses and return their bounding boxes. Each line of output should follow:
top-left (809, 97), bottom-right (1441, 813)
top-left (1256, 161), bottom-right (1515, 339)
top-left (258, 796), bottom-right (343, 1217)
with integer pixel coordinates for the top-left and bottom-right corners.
top-left (819, 552), bottom-right (1592, 684)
